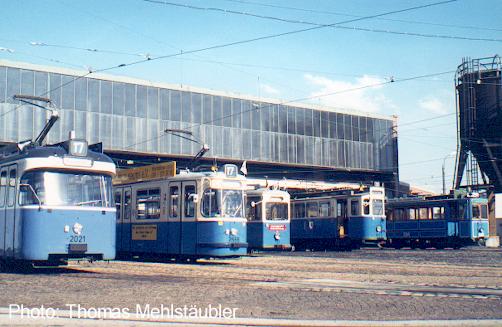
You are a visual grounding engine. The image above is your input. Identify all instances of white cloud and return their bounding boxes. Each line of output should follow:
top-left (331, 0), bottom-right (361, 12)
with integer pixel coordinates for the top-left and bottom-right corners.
top-left (260, 83), bottom-right (280, 96)
top-left (418, 97), bottom-right (448, 114)
top-left (303, 74), bottom-right (394, 113)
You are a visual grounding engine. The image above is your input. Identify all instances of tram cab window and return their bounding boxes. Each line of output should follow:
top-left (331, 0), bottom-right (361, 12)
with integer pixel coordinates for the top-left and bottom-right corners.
top-left (201, 188), bottom-right (219, 217)
top-left (184, 185), bottom-right (196, 218)
top-left (201, 187), bottom-right (244, 218)
top-left (0, 170), bottom-right (5, 207)
top-left (319, 201), bottom-right (330, 217)
top-left (169, 186), bottom-right (179, 218)
top-left (481, 204), bottom-right (488, 219)
top-left (350, 200), bottom-right (360, 216)
top-left (7, 169), bottom-right (16, 207)
top-left (373, 199), bottom-right (384, 215)
top-left (136, 188), bottom-right (160, 219)
top-left (432, 207), bottom-right (444, 219)
top-left (307, 202), bottom-right (318, 218)
top-left (294, 202), bottom-right (305, 219)
top-left (266, 203), bottom-right (288, 221)
top-left (472, 204), bottom-right (487, 219)
top-left (124, 190), bottom-right (132, 220)
top-left (362, 198), bottom-right (370, 215)
top-left (472, 205), bottom-right (480, 219)
top-left (115, 191), bottom-right (122, 221)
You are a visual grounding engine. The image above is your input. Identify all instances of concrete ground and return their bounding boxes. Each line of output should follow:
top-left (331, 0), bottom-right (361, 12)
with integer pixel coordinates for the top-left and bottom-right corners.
top-left (0, 247), bottom-right (501, 325)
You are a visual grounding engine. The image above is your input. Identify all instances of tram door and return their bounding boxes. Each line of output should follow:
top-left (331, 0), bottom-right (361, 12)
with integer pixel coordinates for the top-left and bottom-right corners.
top-left (115, 188), bottom-right (132, 252)
top-left (168, 181), bottom-right (197, 255)
top-left (4, 166), bottom-right (16, 257)
top-left (181, 182), bottom-right (197, 255)
top-left (337, 199), bottom-right (348, 237)
top-left (0, 167), bottom-right (7, 256)
top-left (168, 182), bottom-right (182, 254)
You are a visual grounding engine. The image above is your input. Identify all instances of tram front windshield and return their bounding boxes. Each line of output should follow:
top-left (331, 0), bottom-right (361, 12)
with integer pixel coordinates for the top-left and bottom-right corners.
top-left (201, 188), bottom-right (244, 218)
top-left (265, 203), bottom-right (288, 221)
top-left (19, 170), bottom-right (113, 207)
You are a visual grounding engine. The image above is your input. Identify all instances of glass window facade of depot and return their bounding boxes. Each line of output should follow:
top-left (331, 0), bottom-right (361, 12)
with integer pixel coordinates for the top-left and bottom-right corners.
top-left (0, 64), bottom-right (396, 172)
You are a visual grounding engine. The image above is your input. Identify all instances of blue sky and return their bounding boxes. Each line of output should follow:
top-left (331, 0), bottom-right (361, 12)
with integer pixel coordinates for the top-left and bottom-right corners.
top-left (1, 0), bottom-right (502, 192)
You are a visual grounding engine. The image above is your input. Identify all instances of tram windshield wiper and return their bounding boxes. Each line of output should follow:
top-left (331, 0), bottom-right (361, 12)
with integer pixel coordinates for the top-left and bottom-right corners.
top-left (19, 183), bottom-right (42, 209)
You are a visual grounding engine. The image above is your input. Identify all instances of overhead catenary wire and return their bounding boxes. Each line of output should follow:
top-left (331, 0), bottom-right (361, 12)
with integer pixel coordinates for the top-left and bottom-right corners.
top-left (92, 0), bottom-right (458, 75)
top-left (0, 0), bottom-right (457, 122)
top-left (220, 0), bottom-right (502, 34)
top-left (141, 0), bottom-right (502, 43)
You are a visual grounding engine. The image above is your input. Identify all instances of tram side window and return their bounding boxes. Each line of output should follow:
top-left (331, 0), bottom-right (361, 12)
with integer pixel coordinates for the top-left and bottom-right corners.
top-left (169, 186), bottom-right (179, 218)
top-left (456, 203), bottom-right (466, 220)
top-left (393, 208), bottom-right (410, 221)
top-left (418, 207), bottom-right (430, 220)
top-left (307, 202), bottom-right (319, 218)
top-left (0, 170), bottom-right (6, 207)
top-left (432, 207), bottom-right (444, 219)
top-left (136, 188), bottom-right (160, 219)
top-left (7, 169), bottom-right (16, 207)
top-left (184, 185), bottom-right (196, 218)
top-left (294, 202), bottom-right (306, 219)
top-left (115, 191), bottom-right (122, 221)
top-left (319, 201), bottom-right (330, 217)
top-left (409, 208), bottom-right (416, 220)
top-left (124, 190), bottom-right (132, 220)
top-left (362, 198), bottom-right (370, 215)
top-left (393, 208), bottom-right (403, 221)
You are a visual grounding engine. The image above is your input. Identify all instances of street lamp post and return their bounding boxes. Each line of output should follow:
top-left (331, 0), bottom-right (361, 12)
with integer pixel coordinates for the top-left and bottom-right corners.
top-left (442, 151), bottom-right (457, 194)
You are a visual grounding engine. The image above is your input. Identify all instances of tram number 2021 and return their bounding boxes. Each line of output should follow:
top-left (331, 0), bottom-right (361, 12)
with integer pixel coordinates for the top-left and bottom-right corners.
top-left (70, 235), bottom-right (86, 243)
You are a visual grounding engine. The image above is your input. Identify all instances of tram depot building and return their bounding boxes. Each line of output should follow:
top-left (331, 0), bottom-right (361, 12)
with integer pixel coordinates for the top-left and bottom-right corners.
top-left (0, 60), bottom-right (398, 192)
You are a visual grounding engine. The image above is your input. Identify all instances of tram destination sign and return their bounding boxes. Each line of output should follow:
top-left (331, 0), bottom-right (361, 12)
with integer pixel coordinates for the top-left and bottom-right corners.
top-left (113, 161), bottom-right (176, 185)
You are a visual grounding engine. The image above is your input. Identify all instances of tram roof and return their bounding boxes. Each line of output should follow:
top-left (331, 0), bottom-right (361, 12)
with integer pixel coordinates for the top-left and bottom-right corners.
top-left (0, 144), bottom-right (114, 165)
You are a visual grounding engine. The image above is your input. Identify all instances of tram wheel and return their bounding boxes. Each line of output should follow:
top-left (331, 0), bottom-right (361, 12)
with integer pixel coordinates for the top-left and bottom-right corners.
top-left (434, 242), bottom-right (446, 250)
top-left (391, 240), bottom-right (403, 249)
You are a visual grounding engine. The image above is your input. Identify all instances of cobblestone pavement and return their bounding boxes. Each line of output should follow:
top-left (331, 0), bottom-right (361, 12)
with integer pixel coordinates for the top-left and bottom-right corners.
top-left (1, 247), bottom-right (502, 321)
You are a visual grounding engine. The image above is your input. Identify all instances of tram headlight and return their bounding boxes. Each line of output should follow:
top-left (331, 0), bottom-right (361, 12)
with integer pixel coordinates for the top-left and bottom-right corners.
top-left (274, 231), bottom-right (281, 240)
top-left (230, 228), bottom-right (238, 236)
top-left (376, 225), bottom-right (382, 233)
top-left (64, 225), bottom-right (70, 233)
top-left (224, 229), bottom-right (230, 235)
top-left (478, 228), bottom-right (484, 235)
top-left (73, 223), bottom-right (83, 235)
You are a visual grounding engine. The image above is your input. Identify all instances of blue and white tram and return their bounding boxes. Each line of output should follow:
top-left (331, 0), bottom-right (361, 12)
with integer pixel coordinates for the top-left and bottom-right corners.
top-left (386, 195), bottom-right (489, 249)
top-left (346, 187), bottom-right (386, 247)
top-left (114, 164), bottom-right (248, 259)
top-left (245, 188), bottom-right (291, 251)
top-left (290, 186), bottom-right (386, 250)
top-left (290, 195), bottom-right (343, 250)
top-left (0, 137), bottom-right (116, 266)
